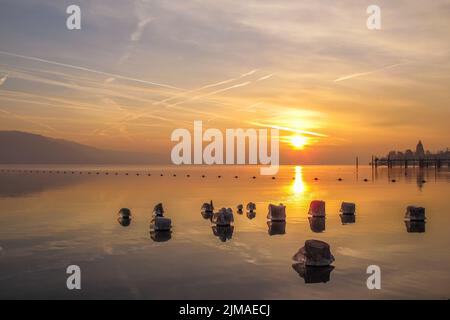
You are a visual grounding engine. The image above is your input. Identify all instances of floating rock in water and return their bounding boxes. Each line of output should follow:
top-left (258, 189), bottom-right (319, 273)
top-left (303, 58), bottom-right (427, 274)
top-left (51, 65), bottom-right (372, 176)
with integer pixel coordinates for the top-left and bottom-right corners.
top-left (292, 240), bottom-right (335, 267)
top-left (340, 214), bottom-right (356, 225)
top-left (118, 217), bottom-right (131, 227)
top-left (150, 216), bottom-right (172, 231)
top-left (405, 220), bottom-right (426, 233)
top-left (405, 206), bottom-right (426, 221)
top-left (237, 204), bottom-right (243, 214)
top-left (211, 208), bottom-right (234, 226)
top-left (267, 203), bottom-right (286, 221)
top-left (246, 202), bottom-right (256, 212)
top-left (308, 200), bottom-right (326, 217)
top-left (267, 221), bottom-right (286, 235)
top-left (340, 202), bottom-right (356, 215)
top-left (212, 225), bottom-right (234, 242)
top-left (150, 230), bottom-right (172, 242)
top-left (153, 203), bottom-right (165, 217)
top-left (292, 264), bottom-right (334, 284)
top-left (246, 211), bottom-right (256, 220)
top-left (118, 208), bottom-right (131, 219)
top-left (308, 217), bottom-right (325, 233)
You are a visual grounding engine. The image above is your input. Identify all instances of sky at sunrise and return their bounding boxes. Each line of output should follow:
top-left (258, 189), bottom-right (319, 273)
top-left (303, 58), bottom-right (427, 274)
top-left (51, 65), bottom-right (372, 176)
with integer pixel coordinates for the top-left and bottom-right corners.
top-left (0, 0), bottom-right (449, 164)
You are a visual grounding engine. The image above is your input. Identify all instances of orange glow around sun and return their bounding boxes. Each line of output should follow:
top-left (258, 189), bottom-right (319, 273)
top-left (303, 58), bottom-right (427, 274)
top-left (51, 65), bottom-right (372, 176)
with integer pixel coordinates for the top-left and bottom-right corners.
top-left (289, 135), bottom-right (309, 149)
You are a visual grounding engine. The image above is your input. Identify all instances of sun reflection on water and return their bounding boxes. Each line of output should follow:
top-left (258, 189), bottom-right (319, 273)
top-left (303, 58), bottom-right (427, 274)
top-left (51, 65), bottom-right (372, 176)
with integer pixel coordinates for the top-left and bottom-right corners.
top-left (292, 165), bottom-right (307, 195)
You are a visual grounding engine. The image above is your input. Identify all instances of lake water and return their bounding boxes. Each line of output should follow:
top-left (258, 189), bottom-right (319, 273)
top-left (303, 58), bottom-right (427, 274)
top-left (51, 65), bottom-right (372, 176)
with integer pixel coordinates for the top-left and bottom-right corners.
top-left (0, 165), bottom-right (449, 299)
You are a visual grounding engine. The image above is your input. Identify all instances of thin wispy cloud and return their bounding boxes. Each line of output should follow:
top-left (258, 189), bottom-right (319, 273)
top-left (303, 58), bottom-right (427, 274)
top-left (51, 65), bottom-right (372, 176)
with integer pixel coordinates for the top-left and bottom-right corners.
top-left (0, 73), bottom-right (7, 86)
top-left (131, 17), bottom-right (153, 42)
top-left (250, 122), bottom-right (328, 137)
top-left (334, 63), bottom-right (409, 82)
top-left (0, 51), bottom-right (181, 90)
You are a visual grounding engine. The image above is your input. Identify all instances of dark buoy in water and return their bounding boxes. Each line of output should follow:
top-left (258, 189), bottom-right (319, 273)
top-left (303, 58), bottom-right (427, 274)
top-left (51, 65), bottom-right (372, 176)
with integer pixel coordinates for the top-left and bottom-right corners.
top-left (153, 203), bottom-right (165, 217)
top-left (236, 204), bottom-right (243, 214)
top-left (118, 208), bottom-right (131, 219)
top-left (391, 179), bottom-right (396, 182)
top-left (252, 176), bottom-right (256, 179)
top-left (267, 203), bottom-right (286, 221)
top-left (211, 208), bottom-right (234, 226)
top-left (218, 175), bottom-right (221, 178)
top-left (173, 174), bottom-right (176, 177)
top-left (186, 174), bottom-right (190, 177)
top-left (202, 175), bottom-right (206, 178)
top-left (292, 239), bottom-right (335, 267)
top-left (272, 176), bottom-right (276, 180)
top-left (136, 173), bottom-right (140, 176)
top-left (405, 206), bottom-right (426, 221)
top-left (338, 178), bottom-right (342, 181)
top-left (234, 176), bottom-right (238, 179)
top-left (160, 173), bottom-right (163, 176)
top-left (314, 177), bottom-right (318, 181)
top-left (421, 180), bottom-right (426, 183)
top-left (201, 200), bottom-right (214, 219)
top-left (364, 178), bottom-right (368, 182)
top-left (148, 173), bottom-right (151, 176)
top-left (308, 200), bottom-right (326, 217)
top-left (246, 202), bottom-right (256, 213)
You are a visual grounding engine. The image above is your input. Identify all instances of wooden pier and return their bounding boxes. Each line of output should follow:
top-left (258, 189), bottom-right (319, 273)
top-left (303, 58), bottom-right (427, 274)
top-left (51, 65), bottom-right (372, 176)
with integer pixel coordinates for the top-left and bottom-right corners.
top-left (371, 156), bottom-right (450, 168)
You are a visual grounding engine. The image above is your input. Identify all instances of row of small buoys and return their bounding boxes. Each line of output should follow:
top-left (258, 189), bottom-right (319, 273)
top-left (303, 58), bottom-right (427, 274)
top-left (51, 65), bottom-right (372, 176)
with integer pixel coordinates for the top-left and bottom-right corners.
top-left (0, 169), bottom-right (376, 181)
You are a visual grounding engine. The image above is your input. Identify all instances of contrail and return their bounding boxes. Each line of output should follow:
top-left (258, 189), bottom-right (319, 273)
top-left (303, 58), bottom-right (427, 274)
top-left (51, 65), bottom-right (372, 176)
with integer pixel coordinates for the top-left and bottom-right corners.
top-left (250, 122), bottom-right (328, 137)
top-left (257, 74), bottom-right (273, 81)
top-left (334, 63), bottom-right (408, 82)
top-left (0, 50), bottom-right (182, 90)
top-left (0, 73), bottom-right (7, 86)
top-left (0, 108), bottom-right (58, 132)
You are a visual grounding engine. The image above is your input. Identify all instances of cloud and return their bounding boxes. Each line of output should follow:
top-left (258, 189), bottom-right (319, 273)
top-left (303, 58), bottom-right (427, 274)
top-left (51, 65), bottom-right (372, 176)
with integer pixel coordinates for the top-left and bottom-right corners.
top-left (0, 51), bottom-right (181, 90)
top-left (131, 17), bottom-right (153, 42)
top-left (0, 73), bottom-right (8, 86)
top-left (334, 63), bottom-right (409, 82)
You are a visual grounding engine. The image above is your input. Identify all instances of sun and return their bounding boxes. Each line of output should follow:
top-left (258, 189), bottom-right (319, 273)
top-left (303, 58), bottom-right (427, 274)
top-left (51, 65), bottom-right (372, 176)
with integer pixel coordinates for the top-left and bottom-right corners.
top-left (289, 135), bottom-right (309, 149)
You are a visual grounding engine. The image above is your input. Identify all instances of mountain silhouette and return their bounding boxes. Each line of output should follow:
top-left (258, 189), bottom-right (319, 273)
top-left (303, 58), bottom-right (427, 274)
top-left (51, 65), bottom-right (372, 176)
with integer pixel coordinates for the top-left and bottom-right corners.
top-left (0, 131), bottom-right (152, 164)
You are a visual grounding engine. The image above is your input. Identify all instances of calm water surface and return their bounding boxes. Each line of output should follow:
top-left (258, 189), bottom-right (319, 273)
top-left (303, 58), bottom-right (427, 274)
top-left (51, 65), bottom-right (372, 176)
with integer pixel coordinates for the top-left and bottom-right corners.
top-left (0, 165), bottom-right (449, 299)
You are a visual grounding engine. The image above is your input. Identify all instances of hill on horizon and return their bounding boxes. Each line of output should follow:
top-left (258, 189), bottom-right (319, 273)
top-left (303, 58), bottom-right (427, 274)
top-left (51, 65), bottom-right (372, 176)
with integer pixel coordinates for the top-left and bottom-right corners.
top-left (0, 131), bottom-right (153, 164)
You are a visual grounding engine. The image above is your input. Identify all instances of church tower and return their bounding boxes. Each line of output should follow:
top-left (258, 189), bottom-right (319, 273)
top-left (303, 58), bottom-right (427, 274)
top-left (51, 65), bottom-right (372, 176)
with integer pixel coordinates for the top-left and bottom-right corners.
top-left (415, 140), bottom-right (425, 158)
